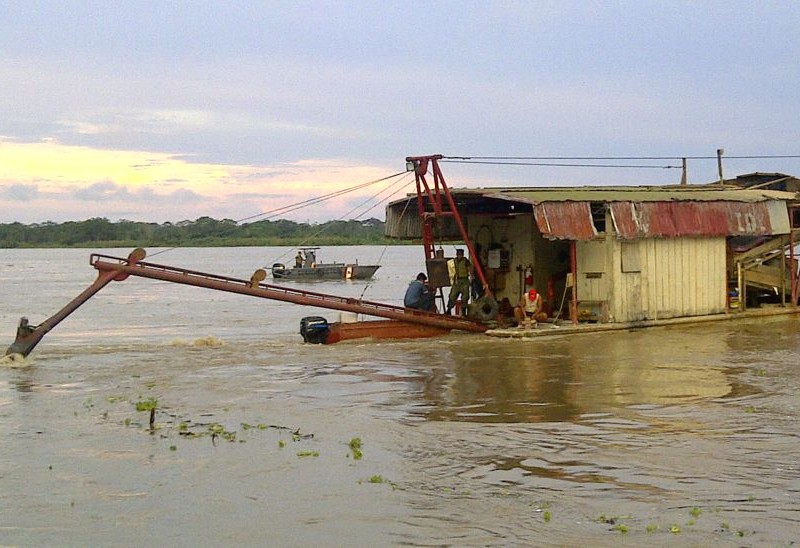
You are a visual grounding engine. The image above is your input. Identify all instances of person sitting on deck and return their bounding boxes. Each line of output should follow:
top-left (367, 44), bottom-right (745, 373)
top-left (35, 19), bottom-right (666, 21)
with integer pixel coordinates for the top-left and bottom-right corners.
top-left (514, 288), bottom-right (548, 327)
top-left (404, 272), bottom-right (435, 311)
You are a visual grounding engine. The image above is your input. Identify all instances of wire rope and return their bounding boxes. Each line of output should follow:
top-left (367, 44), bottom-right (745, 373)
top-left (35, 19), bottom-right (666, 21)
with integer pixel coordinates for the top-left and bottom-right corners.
top-left (266, 173), bottom-right (413, 267)
top-left (148, 170), bottom-right (408, 260)
top-left (444, 154), bottom-right (800, 160)
top-left (441, 153), bottom-right (800, 171)
top-left (237, 171), bottom-right (407, 223)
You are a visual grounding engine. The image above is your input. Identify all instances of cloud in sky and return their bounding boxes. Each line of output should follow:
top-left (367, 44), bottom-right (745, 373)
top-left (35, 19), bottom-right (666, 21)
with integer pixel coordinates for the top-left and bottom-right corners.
top-left (1, 1), bottom-right (799, 223)
top-left (0, 139), bottom-right (397, 223)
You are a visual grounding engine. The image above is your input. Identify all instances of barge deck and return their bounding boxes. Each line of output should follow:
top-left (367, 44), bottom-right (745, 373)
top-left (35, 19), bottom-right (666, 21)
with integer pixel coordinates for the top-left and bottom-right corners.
top-left (486, 306), bottom-right (800, 339)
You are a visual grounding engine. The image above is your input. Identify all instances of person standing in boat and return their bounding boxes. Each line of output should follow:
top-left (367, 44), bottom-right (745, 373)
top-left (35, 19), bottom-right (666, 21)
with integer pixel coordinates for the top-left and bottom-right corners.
top-left (446, 248), bottom-right (471, 315)
top-left (295, 251), bottom-right (304, 268)
top-left (404, 272), bottom-right (435, 311)
top-left (304, 250), bottom-right (316, 268)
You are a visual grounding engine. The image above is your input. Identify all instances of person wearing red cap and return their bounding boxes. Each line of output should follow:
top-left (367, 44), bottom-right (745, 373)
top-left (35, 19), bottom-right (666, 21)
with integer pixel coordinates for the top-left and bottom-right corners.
top-left (514, 288), bottom-right (547, 327)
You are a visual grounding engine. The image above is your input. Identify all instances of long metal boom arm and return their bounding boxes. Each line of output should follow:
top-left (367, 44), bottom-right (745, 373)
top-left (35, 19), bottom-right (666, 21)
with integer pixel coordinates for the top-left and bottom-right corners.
top-left (6, 249), bottom-right (486, 357)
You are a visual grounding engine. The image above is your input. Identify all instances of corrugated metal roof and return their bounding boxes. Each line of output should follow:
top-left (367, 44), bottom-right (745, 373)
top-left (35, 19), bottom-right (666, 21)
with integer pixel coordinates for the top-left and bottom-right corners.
top-left (452, 186), bottom-right (796, 204)
top-left (384, 185), bottom-right (796, 240)
top-left (609, 201), bottom-right (790, 239)
top-left (533, 202), bottom-right (597, 240)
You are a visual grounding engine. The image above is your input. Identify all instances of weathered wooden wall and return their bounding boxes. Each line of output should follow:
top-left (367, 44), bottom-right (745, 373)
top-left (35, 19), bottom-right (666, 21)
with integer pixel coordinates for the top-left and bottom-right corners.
top-left (608, 236), bottom-right (727, 322)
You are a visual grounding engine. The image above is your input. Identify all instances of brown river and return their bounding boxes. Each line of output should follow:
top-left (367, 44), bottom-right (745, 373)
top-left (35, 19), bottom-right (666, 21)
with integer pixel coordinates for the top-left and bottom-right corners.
top-left (2, 247), bottom-right (799, 546)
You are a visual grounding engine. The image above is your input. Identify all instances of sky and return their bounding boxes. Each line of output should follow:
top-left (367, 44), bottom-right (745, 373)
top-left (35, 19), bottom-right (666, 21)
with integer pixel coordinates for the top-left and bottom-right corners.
top-left (1, 1), bottom-right (799, 224)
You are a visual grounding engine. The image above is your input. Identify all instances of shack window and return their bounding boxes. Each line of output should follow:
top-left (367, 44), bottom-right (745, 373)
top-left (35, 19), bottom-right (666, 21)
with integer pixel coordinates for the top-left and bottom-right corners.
top-left (621, 242), bottom-right (641, 273)
top-left (590, 202), bottom-right (606, 233)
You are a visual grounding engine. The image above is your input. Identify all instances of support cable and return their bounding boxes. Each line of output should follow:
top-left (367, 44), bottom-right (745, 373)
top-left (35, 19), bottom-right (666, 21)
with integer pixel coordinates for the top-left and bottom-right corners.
top-left (237, 171), bottom-right (407, 223)
top-left (444, 154), bottom-right (800, 160)
top-left (441, 153), bottom-right (800, 171)
top-left (148, 170), bottom-right (407, 259)
top-left (266, 173), bottom-right (413, 267)
top-left (443, 159), bottom-right (680, 169)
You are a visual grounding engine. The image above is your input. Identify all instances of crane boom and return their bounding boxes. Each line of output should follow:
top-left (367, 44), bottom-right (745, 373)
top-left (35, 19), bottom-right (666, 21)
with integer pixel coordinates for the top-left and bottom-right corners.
top-left (6, 248), bottom-right (486, 357)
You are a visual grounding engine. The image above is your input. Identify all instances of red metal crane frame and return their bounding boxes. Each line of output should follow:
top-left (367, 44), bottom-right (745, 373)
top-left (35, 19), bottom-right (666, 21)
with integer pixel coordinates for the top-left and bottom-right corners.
top-left (406, 154), bottom-right (491, 297)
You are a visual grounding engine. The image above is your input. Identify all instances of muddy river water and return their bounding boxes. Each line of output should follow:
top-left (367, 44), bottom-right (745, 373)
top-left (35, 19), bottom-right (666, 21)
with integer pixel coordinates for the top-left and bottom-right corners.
top-left (2, 247), bottom-right (799, 546)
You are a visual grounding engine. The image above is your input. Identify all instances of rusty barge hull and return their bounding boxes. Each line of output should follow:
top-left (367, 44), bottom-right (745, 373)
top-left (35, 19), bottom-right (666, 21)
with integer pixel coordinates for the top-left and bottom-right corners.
top-left (325, 320), bottom-right (451, 344)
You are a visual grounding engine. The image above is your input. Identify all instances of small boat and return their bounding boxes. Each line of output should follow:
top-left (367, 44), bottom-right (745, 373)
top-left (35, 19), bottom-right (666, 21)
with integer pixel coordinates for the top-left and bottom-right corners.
top-left (271, 247), bottom-right (380, 280)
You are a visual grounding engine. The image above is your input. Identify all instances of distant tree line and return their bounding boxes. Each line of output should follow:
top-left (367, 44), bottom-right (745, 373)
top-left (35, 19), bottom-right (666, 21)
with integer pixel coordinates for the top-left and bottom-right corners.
top-left (0, 217), bottom-right (392, 248)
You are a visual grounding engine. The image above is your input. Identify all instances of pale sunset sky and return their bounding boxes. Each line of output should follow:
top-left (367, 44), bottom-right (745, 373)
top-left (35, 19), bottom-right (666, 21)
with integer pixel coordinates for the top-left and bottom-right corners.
top-left (1, 1), bottom-right (799, 224)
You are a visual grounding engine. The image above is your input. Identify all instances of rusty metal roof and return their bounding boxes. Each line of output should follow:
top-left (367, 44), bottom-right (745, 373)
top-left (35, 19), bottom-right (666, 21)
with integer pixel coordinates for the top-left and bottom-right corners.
top-left (609, 200), bottom-right (790, 239)
top-left (385, 185), bottom-right (796, 240)
top-left (459, 186), bottom-right (795, 239)
top-left (533, 202), bottom-right (597, 240)
top-left (454, 186), bottom-right (796, 204)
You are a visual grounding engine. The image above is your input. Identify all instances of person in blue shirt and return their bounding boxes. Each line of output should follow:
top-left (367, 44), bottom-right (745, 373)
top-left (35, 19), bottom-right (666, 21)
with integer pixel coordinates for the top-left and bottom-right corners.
top-left (404, 272), bottom-right (435, 311)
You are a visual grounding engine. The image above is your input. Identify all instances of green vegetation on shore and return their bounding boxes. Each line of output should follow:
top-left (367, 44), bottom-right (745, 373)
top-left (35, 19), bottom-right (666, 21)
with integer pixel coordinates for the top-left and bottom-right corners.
top-left (0, 217), bottom-right (393, 248)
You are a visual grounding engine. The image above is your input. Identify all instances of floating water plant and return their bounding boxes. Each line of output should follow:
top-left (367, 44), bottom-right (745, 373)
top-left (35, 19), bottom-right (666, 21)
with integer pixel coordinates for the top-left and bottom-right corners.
top-left (689, 507), bottom-right (702, 518)
top-left (134, 397), bottom-right (158, 429)
top-left (543, 510), bottom-right (552, 523)
top-left (349, 437), bottom-right (363, 460)
top-left (297, 450), bottom-right (319, 457)
top-left (596, 515), bottom-right (625, 525)
top-left (359, 475), bottom-right (398, 489)
top-left (135, 397), bottom-right (158, 412)
top-left (208, 423), bottom-right (237, 442)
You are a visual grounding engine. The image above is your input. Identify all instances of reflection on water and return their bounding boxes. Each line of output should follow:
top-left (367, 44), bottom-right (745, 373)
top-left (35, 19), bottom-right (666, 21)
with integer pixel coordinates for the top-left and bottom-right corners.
top-left (411, 328), bottom-right (742, 424)
top-left (1, 248), bottom-right (800, 545)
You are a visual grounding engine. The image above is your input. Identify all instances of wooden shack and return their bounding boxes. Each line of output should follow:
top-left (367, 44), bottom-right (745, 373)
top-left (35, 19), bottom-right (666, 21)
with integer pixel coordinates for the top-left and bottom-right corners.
top-left (386, 181), bottom-right (799, 324)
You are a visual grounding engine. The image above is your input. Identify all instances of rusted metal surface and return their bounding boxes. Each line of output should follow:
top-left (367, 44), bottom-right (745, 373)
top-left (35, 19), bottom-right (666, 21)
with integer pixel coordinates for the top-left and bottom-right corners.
top-left (5, 249), bottom-right (487, 357)
top-left (479, 187), bottom-right (796, 203)
top-left (325, 319), bottom-right (450, 344)
top-left (89, 253), bottom-right (487, 333)
top-left (5, 248), bottom-right (147, 357)
top-left (386, 185), bottom-right (796, 240)
top-left (406, 155), bottom-right (493, 298)
top-left (533, 202), bottom-right (597, 240)
top-left (609, 201), bottom-right (788, 239)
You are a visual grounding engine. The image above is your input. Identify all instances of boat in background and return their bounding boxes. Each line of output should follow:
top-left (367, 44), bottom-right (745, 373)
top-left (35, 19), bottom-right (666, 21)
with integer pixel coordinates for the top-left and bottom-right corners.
top-left (271, 247), bottom-right (380, 280)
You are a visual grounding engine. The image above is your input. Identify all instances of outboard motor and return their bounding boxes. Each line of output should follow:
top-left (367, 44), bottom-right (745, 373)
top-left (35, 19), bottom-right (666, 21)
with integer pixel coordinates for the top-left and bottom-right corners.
top-left (271, 263), bottom-right (286, 278)
top-left (300, 316), bottom-right (329, 344)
